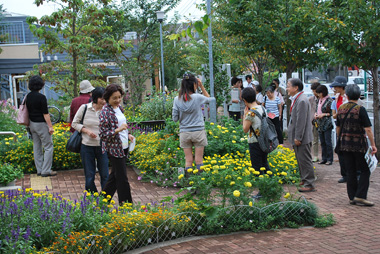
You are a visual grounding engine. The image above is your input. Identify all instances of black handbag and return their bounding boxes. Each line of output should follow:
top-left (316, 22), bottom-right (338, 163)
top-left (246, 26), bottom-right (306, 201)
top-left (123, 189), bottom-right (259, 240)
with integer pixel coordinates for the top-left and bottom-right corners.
top-left (66, 105), bottom-right (87, 153)
top-left (334, 103), bottom-right (356, 154)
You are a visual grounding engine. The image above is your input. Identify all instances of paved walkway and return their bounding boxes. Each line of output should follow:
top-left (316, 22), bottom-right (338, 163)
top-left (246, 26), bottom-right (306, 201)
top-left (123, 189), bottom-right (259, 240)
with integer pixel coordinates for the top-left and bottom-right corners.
top-left (16, 142), bottom-right (380, 253)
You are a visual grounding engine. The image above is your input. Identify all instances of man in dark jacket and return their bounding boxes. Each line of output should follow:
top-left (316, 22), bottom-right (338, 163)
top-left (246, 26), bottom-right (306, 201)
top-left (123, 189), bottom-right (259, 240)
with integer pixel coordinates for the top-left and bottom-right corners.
top-left (69, 80), bottom-right (95, 132)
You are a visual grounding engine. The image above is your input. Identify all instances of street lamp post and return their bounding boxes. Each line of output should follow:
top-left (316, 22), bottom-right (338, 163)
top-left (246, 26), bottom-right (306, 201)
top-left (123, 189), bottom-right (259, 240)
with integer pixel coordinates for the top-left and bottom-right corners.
top-left (156, 10), bottom-right (166, 112)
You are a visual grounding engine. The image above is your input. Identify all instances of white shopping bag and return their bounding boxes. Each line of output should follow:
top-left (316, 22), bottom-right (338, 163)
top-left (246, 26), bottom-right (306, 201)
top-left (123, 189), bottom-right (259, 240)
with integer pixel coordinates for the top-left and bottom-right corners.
top-left (129, 138), bottom-right (136, 152)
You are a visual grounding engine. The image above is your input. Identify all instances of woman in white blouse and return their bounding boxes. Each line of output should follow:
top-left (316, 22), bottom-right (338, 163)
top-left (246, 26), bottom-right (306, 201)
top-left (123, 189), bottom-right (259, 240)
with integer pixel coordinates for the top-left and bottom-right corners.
top-left (72, 87), bottom-right (109, 193)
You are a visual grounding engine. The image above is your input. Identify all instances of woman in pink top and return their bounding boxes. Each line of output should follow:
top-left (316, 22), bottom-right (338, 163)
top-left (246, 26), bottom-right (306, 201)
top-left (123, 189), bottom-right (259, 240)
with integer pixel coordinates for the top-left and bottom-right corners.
top-left (314, 85), bottom-right (333, 165)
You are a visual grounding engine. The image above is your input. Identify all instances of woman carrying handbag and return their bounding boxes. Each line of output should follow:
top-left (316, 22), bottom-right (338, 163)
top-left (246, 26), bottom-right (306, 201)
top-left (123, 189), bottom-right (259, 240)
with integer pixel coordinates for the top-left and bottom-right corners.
top-left (72, 87), bottom-right (109, 193)
top-left (25, 76), bottom-right (56, 177)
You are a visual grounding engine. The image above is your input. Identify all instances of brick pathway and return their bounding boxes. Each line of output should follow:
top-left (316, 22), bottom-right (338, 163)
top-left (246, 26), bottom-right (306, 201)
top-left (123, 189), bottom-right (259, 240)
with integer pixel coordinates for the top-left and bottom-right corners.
top-left (16, 142), bottom-right (380, 253)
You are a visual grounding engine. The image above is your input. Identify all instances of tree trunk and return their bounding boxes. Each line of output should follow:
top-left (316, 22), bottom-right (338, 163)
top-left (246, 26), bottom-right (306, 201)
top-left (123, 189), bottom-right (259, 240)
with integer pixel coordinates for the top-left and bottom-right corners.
top-left (72, 13), bottom-right (78, 97)
top-left (371, 67), bottom-right (380, 158)
top-left (285, 65), bottom-right (294, 125)
top-left (73, 52), bottom-right (78, 97)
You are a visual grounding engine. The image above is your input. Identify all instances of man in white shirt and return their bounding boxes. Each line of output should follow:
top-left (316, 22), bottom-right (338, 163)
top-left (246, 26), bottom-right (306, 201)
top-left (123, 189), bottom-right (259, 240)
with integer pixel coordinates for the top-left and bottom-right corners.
top-left (246, 75), bottom-right (254, 88)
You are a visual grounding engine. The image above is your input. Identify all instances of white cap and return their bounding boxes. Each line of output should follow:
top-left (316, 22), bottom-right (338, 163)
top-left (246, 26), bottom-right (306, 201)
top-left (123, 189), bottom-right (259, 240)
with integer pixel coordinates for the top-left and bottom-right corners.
top-left (79, 80), bottom-right (95, 94)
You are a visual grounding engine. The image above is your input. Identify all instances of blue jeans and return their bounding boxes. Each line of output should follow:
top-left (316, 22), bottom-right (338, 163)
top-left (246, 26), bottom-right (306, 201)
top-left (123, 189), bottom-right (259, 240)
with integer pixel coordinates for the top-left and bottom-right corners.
top-left (319, 128), bottom-right (333, 162)
top-left (80, 144), bottom-right (109, 193)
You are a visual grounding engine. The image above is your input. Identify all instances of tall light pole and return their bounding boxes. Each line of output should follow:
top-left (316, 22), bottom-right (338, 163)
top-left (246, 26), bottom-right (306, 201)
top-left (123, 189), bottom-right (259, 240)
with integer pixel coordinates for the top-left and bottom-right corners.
top-left (156, 10), bottom-right (166, 112)
top-left (207, 0), bottom-right (216, 123)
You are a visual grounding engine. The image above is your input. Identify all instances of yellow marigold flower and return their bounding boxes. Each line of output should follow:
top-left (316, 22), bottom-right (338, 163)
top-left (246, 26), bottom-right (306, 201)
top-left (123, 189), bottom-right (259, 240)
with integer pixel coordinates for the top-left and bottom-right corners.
top-left (86, 192), bottom-right (91, 196)
top-left (249, 201), bottom-right (253, 207)
top-left (189, 181), bottom-right (194, 185)
top-left (178, 174), bottom-right (184, 180)
top-left (266, 171), bottom-right (273, 175)
top-left (214, 136), bottom-right (219, 138)
top-left (94, 192), bottom-right (99, 197)
top-left (211, 160), bottom-right (217, 164)
top-left (187, 168), bottom-right (193, 173)
top-left (244, 182), bottom-right (252, 187)
top-left (5, 142), bottom-right (9, 145)
top-left (210, 122), bottom-right (214, 125)
top-left (213, 165), bottom-right (220, 169)
top-left (259, 175), bottom-right (264, 178)
top-left (253, 171), bottom-right (260, 175)
top-left (281, 172), bottom-right (287, 176)
top-left (232, 140), bottom-right (236, 143)
top-left (107, 195), bottom-right (111, 200)
top-left (110, 200), bottom-right (115, 204)
top-left (193, 169), bottom-right (199, 174)
top-left (201, 178), bottom-right (205, 180)
top-left (278, 180), bottom-right (283, 184)
top-left (101, 191), bottom-right (106, 195)
top-left (102, 198), bottom-right (108, 203)
top-left (141, 205), bottom-right (146, 209)
top-left (230, 181), bottom-right (235, 185)
top-left (233, 190), bottom-right (240, 197)
top-left (284, 193), bottom-right (290, 199)
top-left (260, 167), bottom-right (266, 171)
top-left (220, 165), bottom-right (226, 169)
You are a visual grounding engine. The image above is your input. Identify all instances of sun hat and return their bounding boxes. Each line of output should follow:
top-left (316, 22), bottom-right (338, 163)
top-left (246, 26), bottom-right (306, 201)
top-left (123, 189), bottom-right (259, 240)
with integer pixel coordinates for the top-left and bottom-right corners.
top-left (79, 80), bottom-right (95, 93)
top-left (330, 76), bottom-right (347, 87)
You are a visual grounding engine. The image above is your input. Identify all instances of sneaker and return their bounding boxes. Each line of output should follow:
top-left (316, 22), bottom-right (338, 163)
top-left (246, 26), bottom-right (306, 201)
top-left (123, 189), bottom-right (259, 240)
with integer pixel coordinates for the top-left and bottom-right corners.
top-left (353, 197), bottom-right (374, 206)
top-left (252, 192), bottom-right (262, 199)
top-left (338, 178), bottom-right (347, 183)
top-left (41, 171), bottom-right (57, 177)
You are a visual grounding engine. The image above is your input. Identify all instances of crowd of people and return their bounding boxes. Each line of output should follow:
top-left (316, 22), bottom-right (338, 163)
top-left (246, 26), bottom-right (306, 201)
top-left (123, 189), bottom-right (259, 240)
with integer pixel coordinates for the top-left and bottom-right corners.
top-left (24, 72), bottom-right (376, 207)
top-left (224, 75), bottom-right (376, 204)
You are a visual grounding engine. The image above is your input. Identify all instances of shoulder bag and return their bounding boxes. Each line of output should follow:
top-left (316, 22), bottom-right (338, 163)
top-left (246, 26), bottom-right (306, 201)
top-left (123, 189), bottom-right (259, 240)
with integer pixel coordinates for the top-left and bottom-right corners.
top-left (16, 94), bottom-right (30, 126)
top-left (66, 105), bottom-right (88, 153)
top-left (334, 103), bottom-right (357, 154)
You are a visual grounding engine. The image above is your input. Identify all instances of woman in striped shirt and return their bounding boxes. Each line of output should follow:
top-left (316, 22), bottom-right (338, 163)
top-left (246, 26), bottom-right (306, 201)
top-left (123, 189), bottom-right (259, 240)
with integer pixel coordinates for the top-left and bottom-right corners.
top-left (263, 85), bottom-right (283, 144)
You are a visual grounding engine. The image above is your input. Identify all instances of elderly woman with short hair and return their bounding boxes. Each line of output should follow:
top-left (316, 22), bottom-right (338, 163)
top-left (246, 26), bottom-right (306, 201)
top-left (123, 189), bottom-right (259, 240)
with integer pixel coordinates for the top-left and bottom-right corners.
top-left (72, 87), bottom-right (109, 193)
top-left (336, 84), bottom-right (376, 206)
top-left (26, 75), bottom-right (56, 177)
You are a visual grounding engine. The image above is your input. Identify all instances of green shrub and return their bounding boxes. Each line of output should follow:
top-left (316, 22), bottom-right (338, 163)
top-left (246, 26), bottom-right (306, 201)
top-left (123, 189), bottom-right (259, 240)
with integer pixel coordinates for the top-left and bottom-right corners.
top-left (0, 163), bottom-right (24, 185)
top-left (314, 213), bottom-right (336, 228)
top-left (0, 100), bottom-right (25, 140)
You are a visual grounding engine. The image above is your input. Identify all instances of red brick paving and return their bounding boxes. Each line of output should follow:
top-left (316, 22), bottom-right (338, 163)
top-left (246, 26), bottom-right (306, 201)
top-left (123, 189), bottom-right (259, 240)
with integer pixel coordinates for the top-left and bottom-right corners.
top-left (15, 141), bottom-right (380, 253)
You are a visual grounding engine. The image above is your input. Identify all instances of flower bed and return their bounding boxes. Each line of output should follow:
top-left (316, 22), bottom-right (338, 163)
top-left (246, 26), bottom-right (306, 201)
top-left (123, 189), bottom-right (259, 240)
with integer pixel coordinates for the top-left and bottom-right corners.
top-left (0, 188), bottom-right (324, 253)
top-left (130, 119), bottom-right (301, 193)
top-left (2, 123), bottom-right (82, 173)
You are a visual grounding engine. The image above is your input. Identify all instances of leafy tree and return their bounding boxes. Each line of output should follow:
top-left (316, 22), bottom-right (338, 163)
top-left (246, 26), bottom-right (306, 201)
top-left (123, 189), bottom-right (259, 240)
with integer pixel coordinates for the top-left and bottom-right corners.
top-left (98, 0), bottom-right (180, 109)
top-left (214, 0), bottom-right (330, 122)
top-left (324, 0), bottom-right (380, 155)
top-left (26, 0), bottom-right (123, 97)
top-left (168, 16), bottom-right (240, 106)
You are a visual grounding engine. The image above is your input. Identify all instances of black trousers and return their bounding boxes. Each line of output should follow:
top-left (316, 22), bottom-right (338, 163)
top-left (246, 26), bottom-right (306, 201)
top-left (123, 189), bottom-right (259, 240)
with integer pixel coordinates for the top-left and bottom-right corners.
top-left (337, 152), bottom-right (347, 178)
top-left (249, 142), bottom-right (270, 174)
top-left (229, 111), bottom-right (241, 121)
top-left (270, 117), bottom-right (283, 144)
top-left (342, 151), bottom-right (370, 200)
top-left (104, 149), bottom-right (133, 204)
